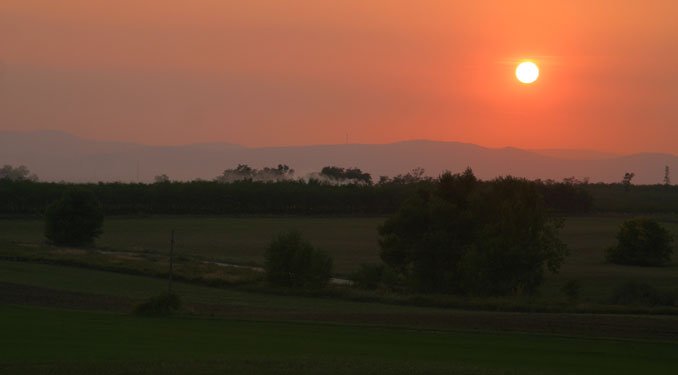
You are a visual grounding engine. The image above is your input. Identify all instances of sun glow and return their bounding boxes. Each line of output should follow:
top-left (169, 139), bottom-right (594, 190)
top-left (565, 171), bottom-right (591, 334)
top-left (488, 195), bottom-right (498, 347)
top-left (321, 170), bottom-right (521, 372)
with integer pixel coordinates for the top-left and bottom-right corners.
top-left (515, 61), bottom-right (539, 84)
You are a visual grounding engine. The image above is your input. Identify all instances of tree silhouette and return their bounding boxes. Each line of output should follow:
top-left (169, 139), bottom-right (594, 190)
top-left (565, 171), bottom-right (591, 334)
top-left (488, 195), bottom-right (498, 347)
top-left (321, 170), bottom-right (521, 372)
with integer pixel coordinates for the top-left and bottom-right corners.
top-left (320, 166), bottom-right (372, 185)
top-left (622, 172), bottom-right (635, 190)
top-left (216, 164), bottom-right (294, 183)
top-left (265, 231), bottom-right (333, 288)
top-left (606, 218), bottom-right (674, 266)
top-left (0, 165), bottom-right (38, 181)
top-left (154, 174), bottom-right (170, 183)
top-left (379, 169), bottom-right (567, 295)
top-left (44, 189), bottom-right (104, 246)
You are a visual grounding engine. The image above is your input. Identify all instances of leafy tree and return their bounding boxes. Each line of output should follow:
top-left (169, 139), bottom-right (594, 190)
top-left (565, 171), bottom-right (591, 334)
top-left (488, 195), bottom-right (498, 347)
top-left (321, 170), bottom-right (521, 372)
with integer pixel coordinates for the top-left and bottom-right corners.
top-left (380, 169), bottom-right (477, 292)
top-left (388, 167), bottom-right (430, 184)
top-left (606, 218), bottom-right (674, 266)
top-left (265, 231), bottom-right (333, 288)
top-left (154, 174), bottom-right (170, 183)
top-left (216, 164), bottom-right (295, 183)
top-left (262, 164), bottom-right (294, 177)
top-left (320, 166), bottom-right (372, 185)
top-left (44, 189), bottom-right (104, 246)
top-left (379, 169), bottom-right (567, 295)
top-left (0, 164), bottom-right (38, 181)
top-left (458, 177), bottom-right (567, 295)
top-left (622, 172), bottom-right (635, 190)
top-left (216, 164), bottom-right (254, 182)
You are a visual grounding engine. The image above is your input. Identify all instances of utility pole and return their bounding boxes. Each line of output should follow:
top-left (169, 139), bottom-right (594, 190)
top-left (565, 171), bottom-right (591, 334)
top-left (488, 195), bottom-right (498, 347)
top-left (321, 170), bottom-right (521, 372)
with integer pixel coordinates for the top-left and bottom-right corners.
top-left (168, 229), bottom-right (175, 294)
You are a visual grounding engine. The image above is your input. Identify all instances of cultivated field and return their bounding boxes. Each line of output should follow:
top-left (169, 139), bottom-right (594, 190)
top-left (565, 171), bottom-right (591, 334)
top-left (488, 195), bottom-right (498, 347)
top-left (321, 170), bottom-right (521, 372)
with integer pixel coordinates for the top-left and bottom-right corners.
top-left (2, 261), bottom-right (678, 374)
top-left (2, 214), bottom-right (678, 374)
top-left (3, 304), bottom-right (678, 375)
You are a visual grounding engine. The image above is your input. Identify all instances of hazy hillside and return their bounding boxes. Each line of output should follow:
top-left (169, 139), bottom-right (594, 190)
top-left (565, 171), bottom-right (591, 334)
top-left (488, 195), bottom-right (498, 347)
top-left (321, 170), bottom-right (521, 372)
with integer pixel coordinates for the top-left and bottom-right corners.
top-left (529, 149), bottom-right (621, 160)
top-left (1, 130), bottom-right (675, 184)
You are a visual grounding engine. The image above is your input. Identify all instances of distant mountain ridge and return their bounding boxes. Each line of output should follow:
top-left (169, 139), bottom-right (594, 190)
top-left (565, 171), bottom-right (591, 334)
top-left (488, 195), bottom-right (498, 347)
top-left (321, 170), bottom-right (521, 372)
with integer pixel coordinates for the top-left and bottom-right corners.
top-left (1, 130), bottom-right (676, 184)
top-left (529, 149), bottom-right (621, 160)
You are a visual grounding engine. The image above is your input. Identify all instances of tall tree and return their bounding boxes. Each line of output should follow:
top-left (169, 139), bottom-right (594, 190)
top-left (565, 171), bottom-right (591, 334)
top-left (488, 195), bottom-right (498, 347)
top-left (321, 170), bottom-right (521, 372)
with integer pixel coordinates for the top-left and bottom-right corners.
top-left (379, 169), bottom-right (567, 295)
top-left (622, 172), bottom-right (635, 190)
top-left (44, 189), bottom-right (104, 246)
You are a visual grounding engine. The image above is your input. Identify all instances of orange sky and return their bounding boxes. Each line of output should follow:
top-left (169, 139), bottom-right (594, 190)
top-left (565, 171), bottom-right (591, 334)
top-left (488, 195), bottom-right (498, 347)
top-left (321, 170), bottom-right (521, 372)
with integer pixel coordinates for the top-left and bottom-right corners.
top-left (1, 0), bottom-right (677, 153)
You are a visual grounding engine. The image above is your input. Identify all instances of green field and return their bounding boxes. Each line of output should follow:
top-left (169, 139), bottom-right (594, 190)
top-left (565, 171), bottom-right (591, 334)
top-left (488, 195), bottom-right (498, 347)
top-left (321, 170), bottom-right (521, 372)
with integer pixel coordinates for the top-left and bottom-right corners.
top-left (2, 234), bottom-right (678, 374)
top-left (0, 260), bottom-right (432, 314)
top-left (2, 215), bottom-right (677, 302)
top-left (2, 214), bottom-right (678, 374)
top-left (0, 216), bottom-right (381, 273)
top-left (3, 259), bottom-right (678, 337)
top-left (3, 304), bottom-right (678, 375)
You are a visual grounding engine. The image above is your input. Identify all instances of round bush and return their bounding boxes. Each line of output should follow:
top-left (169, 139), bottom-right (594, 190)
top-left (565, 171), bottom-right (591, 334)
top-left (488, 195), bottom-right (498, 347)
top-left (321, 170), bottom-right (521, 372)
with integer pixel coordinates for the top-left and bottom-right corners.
top-left (265, 231), bottom-right (333, 289)
top-left (606, 218), bottom-right (674, 266)
top-left (44, 189), bottom-right (104, 246)
top-left (134, 292), bottom-right (182, 316)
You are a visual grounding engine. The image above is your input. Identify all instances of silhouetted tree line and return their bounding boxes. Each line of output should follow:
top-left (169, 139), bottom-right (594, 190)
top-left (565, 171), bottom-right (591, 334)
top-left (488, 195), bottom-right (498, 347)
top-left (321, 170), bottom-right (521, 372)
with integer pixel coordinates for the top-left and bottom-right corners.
top-left (0, 177), bottom-right (598, 216)
top-left (215, 164), bottom-right (295, 183)
top-left (0, 179), bottom-right (417, 215)
top-left (536, 178), bottom-right (594, 213)
top-left (318, 166), bottom-right (373, 185)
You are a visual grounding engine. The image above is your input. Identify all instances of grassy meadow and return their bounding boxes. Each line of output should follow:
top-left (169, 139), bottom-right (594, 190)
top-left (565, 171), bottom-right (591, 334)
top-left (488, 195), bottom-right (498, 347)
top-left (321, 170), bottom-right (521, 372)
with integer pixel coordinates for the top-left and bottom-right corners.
top-left (1, 214), bottom-right (677, 302)
top-left (0, 216), bottom-right (381, 272)
top-left (3, 304), bottom-right (678, 375)
top-left (3, 259), bottom-right (678, 335)
top-left (2, 213), bottom-right (678, 374)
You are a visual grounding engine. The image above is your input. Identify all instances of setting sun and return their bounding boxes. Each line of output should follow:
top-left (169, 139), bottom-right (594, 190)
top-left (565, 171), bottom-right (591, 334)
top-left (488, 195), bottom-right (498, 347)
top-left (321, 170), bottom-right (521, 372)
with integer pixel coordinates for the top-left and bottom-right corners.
top-left (516, 61), bottom-right (540, 84)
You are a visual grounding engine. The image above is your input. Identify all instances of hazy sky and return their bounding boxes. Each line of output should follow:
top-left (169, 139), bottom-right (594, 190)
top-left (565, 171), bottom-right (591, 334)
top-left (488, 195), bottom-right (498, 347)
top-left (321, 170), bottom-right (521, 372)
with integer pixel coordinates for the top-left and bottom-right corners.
top-left (1, 1), bottom-right (677, 153)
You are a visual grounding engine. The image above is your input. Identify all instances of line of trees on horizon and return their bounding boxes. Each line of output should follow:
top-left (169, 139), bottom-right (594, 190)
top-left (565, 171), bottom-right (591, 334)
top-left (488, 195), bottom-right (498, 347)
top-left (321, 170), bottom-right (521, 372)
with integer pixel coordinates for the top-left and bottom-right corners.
top-left (2, 163), bottom-right (677, 215)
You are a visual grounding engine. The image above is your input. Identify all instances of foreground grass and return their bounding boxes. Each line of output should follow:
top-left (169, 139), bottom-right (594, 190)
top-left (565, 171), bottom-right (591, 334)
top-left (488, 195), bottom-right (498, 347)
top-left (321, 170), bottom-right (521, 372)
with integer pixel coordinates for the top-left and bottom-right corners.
top-left (2, 305), bottom-right (678, 375)
top-left (1, 360), bottom-right (511, 375)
